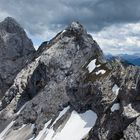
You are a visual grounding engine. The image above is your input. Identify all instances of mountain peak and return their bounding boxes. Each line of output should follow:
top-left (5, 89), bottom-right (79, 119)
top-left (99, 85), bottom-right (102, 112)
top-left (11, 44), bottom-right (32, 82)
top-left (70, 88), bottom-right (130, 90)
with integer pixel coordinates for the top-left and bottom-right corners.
top-left (0, 17), bottom-right (24, 34)
top-left (0, 17), bottom-right (140, 140)
top-left (70, 21), bottom-right (84, 30)
top-left (3, 17), bottom-right (19, 24)
top-left (0, 17), bottom-right (35, 100)
top-left (65, 21), bottom-right (86, 35)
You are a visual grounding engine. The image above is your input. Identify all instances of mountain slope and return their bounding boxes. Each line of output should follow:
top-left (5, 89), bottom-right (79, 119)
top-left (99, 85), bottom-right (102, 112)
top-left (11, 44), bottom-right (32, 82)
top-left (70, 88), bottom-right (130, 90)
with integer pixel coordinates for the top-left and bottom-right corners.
top-left (0, 17), bottom-right (35, 99)
top-left (130, 58), bottom-right (140, 66)
top-left (0, 18), bottom-right (140, 140)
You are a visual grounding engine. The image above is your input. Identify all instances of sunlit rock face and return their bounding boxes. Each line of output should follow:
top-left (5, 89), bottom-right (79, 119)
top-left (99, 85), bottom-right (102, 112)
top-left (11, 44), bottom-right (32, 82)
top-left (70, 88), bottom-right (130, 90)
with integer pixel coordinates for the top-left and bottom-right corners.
top-left (0, 18), bottom-right (140, 140)
top-left (0, 17), bottom-right (35, 99)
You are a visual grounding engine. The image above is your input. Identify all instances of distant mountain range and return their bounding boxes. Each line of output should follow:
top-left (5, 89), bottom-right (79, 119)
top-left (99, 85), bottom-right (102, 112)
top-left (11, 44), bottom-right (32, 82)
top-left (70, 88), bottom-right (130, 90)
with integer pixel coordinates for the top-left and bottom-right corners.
top-left (106, 53), bottom-right (140, 66)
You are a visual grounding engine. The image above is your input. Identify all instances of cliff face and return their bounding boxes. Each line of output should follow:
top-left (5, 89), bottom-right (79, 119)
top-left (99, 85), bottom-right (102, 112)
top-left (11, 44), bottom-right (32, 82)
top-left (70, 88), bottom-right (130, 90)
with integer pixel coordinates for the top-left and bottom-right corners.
top-left (0, 17), bottom-right (35, 99)
top-left (0, 18), bottom-right (139, 140)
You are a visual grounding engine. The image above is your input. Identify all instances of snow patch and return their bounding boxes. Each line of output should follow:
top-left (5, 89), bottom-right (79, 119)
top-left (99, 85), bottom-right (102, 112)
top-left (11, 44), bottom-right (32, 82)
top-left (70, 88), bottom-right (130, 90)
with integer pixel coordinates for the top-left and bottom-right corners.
top-left (0, 121), bottom-right (15, 140)
top-left (52, 106), bottom-right (70, 126)
top-left (86, 59), bottom-right (105, 74)
top-left (16, 102), bottom-right (28, 115)
top-left (87, 59), bottom-right (96, 73)
top-left (62, 30), bottom-right (66, 34)
top-left (51, 110), bottom-right (97, 140)
top-left (112, 84), bottom-right (120, 96)
top-left (96, 70), bottom-right (106, 75)
top-left (0, 101), bottom-right (27, 139)
top-left (41, 110), bottom-right (97, 140)
top-left (111, 103), bottom-right (120, 112)
top-left (34, 106), bottom-right (70, 140)
top-left (18, 124), bottom-right (26, 131)
top-left (34, 120), bottom-right (52, 140)
top-left (96, 64), bottom-right (101, 67)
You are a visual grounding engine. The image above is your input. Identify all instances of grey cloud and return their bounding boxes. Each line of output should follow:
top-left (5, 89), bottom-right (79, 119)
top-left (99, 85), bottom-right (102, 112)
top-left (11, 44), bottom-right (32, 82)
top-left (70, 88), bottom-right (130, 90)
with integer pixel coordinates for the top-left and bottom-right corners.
top-left (0, 0), bottom-right (140, 54)
top-left (92, 22), bottom-right (140, 54)
top-left (0, 0), bottom-right (140, 36)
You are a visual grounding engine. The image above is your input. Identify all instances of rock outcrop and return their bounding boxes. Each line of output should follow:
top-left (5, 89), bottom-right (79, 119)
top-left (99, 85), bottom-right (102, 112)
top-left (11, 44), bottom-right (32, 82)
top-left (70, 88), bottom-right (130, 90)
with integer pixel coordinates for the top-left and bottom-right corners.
top-left (0, 18), bottom-right (139, 140)
top-left (0, 17), bottom-right (35, 99)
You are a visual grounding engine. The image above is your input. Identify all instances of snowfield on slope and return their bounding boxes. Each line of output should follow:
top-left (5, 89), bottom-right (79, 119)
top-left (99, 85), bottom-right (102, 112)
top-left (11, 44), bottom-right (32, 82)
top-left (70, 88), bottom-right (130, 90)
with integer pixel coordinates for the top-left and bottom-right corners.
top-left (35, 107), bottom-right (97, 140)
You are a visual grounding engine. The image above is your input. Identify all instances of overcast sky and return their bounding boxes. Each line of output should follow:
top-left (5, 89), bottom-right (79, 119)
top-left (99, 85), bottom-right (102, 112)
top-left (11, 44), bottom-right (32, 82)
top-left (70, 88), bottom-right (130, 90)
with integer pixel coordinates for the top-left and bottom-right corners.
top-left (0, 0), bottom-right (140, 55)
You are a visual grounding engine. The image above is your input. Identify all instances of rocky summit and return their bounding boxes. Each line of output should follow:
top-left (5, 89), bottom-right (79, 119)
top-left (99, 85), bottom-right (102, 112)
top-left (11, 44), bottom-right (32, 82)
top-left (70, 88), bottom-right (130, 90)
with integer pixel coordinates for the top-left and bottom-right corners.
top-left (0, 17), bottom-right (35, 100)
top-left (0, 18), bottom-right (139, 140)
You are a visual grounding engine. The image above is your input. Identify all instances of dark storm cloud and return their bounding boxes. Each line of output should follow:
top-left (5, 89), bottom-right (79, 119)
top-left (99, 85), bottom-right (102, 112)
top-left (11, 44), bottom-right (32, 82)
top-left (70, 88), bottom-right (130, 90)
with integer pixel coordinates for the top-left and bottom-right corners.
top-left (0, 0), bottom-right (140, 35)
top-left (0, 0), bottom-right (140, 54)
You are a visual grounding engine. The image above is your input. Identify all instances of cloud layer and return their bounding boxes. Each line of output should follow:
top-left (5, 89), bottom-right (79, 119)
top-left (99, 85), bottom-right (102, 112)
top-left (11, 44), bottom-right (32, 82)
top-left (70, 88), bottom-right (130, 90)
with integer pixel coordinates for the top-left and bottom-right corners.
top-left (0, 0), bottom-right (140, 54)
top-left (92, 22), bottom-right (140, 54)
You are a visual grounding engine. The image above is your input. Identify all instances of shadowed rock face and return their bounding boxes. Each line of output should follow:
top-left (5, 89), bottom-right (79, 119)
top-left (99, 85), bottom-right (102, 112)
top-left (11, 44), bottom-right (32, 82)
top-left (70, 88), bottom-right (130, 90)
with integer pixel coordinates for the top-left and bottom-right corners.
top-left (123, 116), bottom-right (140, 140)
top-left (0, 19), bottom-right (140, 140)
top-left (0, 17), bottom-right (35, 99)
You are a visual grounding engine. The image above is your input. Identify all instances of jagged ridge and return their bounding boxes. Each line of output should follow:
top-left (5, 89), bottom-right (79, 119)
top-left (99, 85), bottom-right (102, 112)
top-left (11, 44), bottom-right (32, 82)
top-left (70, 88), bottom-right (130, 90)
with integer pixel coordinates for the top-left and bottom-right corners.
top-left (0, 18), bottom-right (139, 140)
top-left (0, 17), bottom-right (35, 100)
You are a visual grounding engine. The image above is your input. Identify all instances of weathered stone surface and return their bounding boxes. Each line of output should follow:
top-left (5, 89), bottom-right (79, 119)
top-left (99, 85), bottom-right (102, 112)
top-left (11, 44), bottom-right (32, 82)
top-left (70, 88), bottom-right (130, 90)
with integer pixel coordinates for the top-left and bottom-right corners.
top-left (0, 21), bottom-right (108, 136)
top-left (0, 19), bottom-right (140, 140)
top-left (0, 17), bottom-right (35, 99)
top-left (84, 60), bottom-right (140, 140)
top-left (123, 116), bottom-right (140, 140)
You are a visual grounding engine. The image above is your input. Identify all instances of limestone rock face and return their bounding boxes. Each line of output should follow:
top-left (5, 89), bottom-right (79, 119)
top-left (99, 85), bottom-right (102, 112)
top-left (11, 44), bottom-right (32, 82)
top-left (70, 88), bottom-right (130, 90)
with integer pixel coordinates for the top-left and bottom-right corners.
top-left (0, 19), bottom-right (140, 140)
top-left (85, 60), bottom-right (140, 140)
top-left (0, 17), bottom-right (35, 99)
top-left (123, 116), bottom-right (140, 140)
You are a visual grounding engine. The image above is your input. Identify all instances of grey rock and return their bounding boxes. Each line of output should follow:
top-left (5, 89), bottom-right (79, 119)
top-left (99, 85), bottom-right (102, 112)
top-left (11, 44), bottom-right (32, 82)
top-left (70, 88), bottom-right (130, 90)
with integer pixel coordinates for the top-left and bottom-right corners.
top-left (85, 60), bottom-right (140, 140)
top-left (0, 17), bottom-right (35, 99)
top-left (123, 116), bottom-right (140, 140)
top-left (0, 21), bottom-right (108, 136)
top-left (0, 20), bottom-right (140, 140)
